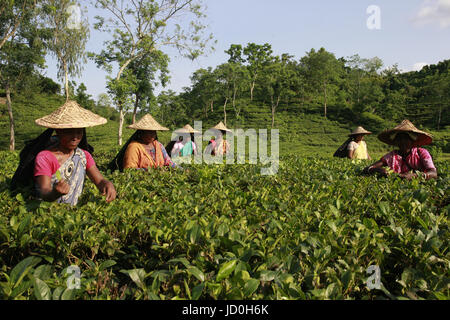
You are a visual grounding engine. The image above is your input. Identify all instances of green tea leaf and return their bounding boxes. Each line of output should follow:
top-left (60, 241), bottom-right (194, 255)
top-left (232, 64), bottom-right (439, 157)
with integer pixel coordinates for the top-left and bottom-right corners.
top-left (189, 224), bottom-right (201, 244)
top-left (61, 288), bottom-right (76, 300)
top-left (10, 256), bottom-right (42, 288)
top-left (99, 260), bottom-right (116, 271)
top-left (216, 260), bottom-right (237, 282)
top-left (127, 269), bottom-right (146, 289)
top-left (187, 266), bottom-right (205, 282)
top-left (33, 278), bottom-right (51, 300)
top-left (192, 282), bottom-right (205, 300)
top-left (243, 279), bottom-right (259, 297)
top-left (55, 169), bottom-right (62, 181)
top-left (259, 270), bottom-right (276, 281)
top-left (52, 287), bottom-right (65, 300)
top-left (33, 265), bottom-right (52, 281)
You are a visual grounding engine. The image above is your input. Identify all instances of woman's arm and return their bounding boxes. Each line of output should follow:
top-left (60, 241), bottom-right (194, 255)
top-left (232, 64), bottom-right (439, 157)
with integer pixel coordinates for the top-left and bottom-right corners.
top-left (347, 141), bottom-right (355, 159)
top-left (86, 165), bottom-right (117, 202)
top-left (35, 175), bottom-right (70, 202)
top-left (424, 168), bottom-right (438, 180)
top-left (363, 160), bottom-right (387, 176)
top-left (398, 168), bottom-right (438, 180)
top-left (348, 149), bottom-right (354, 159)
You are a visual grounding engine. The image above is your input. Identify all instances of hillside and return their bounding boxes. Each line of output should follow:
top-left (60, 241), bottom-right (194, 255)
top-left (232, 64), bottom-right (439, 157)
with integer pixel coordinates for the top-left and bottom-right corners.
top-left (1, 92), bottom-right (449, 162)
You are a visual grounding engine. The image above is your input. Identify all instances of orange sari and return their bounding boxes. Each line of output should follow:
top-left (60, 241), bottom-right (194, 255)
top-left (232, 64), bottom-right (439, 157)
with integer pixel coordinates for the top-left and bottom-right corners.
top-left (123, 141), bottom-right (165, 169)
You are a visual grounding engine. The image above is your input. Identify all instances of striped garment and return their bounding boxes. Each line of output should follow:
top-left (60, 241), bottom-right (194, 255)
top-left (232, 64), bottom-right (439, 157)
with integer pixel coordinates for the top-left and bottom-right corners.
top-left (381, 147), bottom-right (436, 174)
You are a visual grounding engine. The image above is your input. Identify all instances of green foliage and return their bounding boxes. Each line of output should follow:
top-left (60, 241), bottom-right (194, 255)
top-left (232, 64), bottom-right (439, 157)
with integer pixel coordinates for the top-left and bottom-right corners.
top-left (0, 149), bottom-right (448, 300)
top-left (37, 76), bottom-right (61, 95)
top-left (181, 43), bottom-right (449, 132)
top-left (89, 0), bottom-right (214, 144)
top-left (42, 0), bottom-right (90, 100)
top-left (359, 112), bottom-right (395, 132)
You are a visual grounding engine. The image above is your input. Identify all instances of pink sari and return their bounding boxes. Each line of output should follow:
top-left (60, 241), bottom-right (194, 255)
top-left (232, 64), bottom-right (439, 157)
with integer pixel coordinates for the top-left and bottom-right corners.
top-left (381, 147), bottom-right (436, 174)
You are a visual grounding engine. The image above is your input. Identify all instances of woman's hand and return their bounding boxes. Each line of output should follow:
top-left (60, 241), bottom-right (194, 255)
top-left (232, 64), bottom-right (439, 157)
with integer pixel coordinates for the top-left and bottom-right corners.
top-left (87, 165), bottom-right (117, 203)
top-left (98, 180), bottom-right (116, 202)
top-left (363, 161), bottom-right (388, 177)
top-left (54, 180), bottom-right (70, 196)
top-left (35, 175), bottom-right (69, 201)
top-left (399, 172), bottom-right (415, 180)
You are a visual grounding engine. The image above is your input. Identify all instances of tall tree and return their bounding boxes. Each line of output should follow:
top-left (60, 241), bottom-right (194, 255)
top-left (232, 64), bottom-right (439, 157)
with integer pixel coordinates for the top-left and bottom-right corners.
top-left (261, 53), bottom-right (296, 128)
top-left (422, 73), bottom-right (450, 130)
top-left (300, 48), bottom-right (343, 118)
top-left (224, 44), bottom-right (249, 120)
top-left (154, 90), bottom-right (187, 127)
top-left (215, 63), bottom-right (237, 126)
top-left (243, 42), bottom-right (272, 101)
top-left (0, 0), bottom-right (37, 50)
top-left (345, 54), bottom-right (365, 105)
top-left (189, 67), bottom-right (218, 118)
top-left (91, 0), bottom-right (214, 145)
top-left (43, 0), bottom-right (90, 101)
top-left (128, 49), bottom-right (170, 124)
top-left (0, 5), bottom-right (46, 151)
top-left (75, 82), bottom-right (95, 110)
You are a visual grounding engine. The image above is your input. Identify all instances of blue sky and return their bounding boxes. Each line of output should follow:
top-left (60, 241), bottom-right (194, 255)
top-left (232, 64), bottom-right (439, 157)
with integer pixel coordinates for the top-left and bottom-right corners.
top-left (43, 0), bottom-right (450, 101)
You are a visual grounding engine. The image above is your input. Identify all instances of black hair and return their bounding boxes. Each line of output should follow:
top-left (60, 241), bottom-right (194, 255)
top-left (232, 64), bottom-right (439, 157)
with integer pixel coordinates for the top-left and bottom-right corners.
top-left (10, 128), bottom-right (93, 191)
top-left (107, 130), bottom-right (158, 172)
top-left (165, 140), bottom-right (176, 158)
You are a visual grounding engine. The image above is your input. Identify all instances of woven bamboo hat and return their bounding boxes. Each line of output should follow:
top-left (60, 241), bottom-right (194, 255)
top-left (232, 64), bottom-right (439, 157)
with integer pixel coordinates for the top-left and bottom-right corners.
top-left (175, 124), bottom-right (200, 134)
top-left (212, 121), bottom-right (232, 132)
top-left (378, 119), bottom-right (432, 147)
top-left (35, 100), bottom-right (107, 129)
top-left (349, 126), bottom-right (372, 137)
top-left (128, 114), bottom-right (169, 131)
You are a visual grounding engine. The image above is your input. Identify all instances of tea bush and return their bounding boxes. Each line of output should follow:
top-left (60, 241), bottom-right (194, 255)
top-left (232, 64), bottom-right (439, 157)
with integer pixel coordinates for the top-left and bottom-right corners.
top-left (0, 151), bottom-right (448, 300)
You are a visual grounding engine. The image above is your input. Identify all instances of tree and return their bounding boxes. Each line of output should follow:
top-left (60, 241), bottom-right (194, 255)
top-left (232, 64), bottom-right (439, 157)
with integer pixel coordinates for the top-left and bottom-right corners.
top-left (243, 42), bottom-right (272, 101)
top-left (0, 0), bottom-right (37, 50)
top-left (75, 82), bottom-right (95, 110)
top-left (128, 49), bottom-right (170, 124)
top-left (214, 63), bottom-right (235, 126)
top-left (261, 53), bottom-right (296, 128)
top-left (224, 45), bottom-right (249, 121)
top-left (0, 6), bottom-right (46, 151)
top-left (421, 73), bottom-right (450, 129)
top-left (300, 48), bottom-right (343, 118)
top-left (345, 54), bottom-right (365, 105)
top-left (91, 0), bottom-right (214, 145)
top-left (154, 90), bottom-right (187, 127)
top-left (97, 92), bottom-right (113, 108)
top-left (43, 0), bottom-right (90, 100)
top-left (189, 67), bottom-right (218, 118)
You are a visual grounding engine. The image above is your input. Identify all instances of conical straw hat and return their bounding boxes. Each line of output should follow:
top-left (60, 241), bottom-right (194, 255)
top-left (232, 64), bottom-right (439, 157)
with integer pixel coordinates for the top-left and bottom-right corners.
top-left (35, 100), bottom-right (107, 129)
top-left (128, 114), bottom-right (169, 131)
top-left (174, 124), bottom-right (200, 133)
top-left (378, 119), bottom-right (432, 147)
top-left (212, 121), bottom-right (232, 132)
top-left (349, 126), bottom-right (372, 136)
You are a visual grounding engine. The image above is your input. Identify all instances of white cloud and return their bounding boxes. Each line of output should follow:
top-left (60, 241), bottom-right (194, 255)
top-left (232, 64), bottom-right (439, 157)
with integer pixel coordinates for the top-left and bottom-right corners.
top-left (412, 62), bottom-right (429, 71)
top-left (413, 0), bottom-right (450, 28)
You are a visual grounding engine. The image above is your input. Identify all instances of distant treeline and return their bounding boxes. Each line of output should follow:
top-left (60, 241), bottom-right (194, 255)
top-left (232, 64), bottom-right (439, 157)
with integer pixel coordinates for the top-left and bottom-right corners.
top-left (3, 45), bottom-right (449, 131)
top-left (166, 45), bottom-right (449, 131)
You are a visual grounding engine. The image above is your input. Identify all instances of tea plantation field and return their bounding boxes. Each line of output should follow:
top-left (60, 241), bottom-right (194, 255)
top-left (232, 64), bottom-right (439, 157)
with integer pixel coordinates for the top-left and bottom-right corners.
top-left (0, 150), bottom-right (448, 300)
